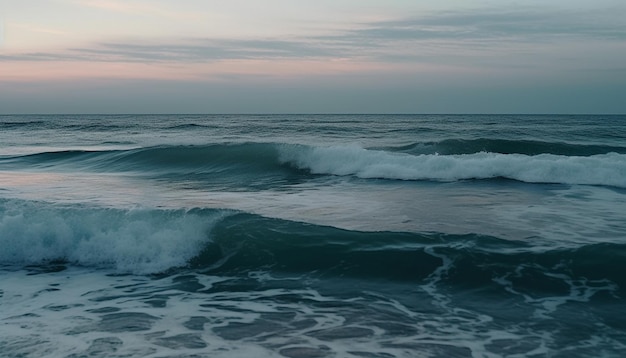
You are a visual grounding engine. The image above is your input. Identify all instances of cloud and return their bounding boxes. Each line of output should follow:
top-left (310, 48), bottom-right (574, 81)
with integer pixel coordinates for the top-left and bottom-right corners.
top-left (0, 37), bottom-right (344, 63)
top-left (348, 7), bottom-right (626, 42)
top-left (323, 7), bottom-right (626, 68)
top-left (1, 6), bottom-right (624, 77)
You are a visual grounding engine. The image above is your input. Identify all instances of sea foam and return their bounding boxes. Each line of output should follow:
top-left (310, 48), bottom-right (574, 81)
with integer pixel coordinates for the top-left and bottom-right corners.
top-left (0, 200), bottom-right (226, 274)
top-left (279, 145), bottom-right (626, 187)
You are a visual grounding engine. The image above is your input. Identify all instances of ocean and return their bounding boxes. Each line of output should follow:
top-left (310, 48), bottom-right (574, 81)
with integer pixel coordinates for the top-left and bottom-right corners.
top-left (1, 114), bottom-right (625, 357)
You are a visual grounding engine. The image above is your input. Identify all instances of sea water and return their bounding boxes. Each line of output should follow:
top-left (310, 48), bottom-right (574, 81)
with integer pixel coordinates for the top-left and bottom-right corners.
top-left (1, 114), bottom-right (625, 357)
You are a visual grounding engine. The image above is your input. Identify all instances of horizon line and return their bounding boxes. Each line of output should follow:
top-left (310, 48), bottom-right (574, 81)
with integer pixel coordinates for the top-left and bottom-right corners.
top-left (1, 113), bottom-right (625, 116)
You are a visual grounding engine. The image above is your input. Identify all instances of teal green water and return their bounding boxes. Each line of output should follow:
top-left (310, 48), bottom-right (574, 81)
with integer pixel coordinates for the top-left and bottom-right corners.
top-left (1, 114), bottom-right (625, 357)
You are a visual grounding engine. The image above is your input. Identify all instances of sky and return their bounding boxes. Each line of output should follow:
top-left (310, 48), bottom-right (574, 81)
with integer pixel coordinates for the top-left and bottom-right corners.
top-left (1, 0), bottom-right (625, 114)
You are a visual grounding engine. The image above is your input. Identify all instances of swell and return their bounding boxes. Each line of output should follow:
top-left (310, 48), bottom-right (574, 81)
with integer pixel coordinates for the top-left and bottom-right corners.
top-left (2, 142), bottom-right (625, 188)
top-left (0, 143), bottom-right (306, 189)
top-left (2, 199), bottom-right (623, 296)
top-left (2, 143), bottom-right (282, 171)
top-left (200, 213), bottom-right (626, 291)
top-left (0, 120), bottom-right (48, 129)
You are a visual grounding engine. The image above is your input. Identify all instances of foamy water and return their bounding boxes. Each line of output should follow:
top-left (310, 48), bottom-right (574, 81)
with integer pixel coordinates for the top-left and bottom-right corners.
top-left (1, 114), bottom-right (625, 357)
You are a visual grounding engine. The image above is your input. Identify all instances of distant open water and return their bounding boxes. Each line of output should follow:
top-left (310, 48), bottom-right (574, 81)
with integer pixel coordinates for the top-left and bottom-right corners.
top-left (1, 114), bottom-right (625, 357)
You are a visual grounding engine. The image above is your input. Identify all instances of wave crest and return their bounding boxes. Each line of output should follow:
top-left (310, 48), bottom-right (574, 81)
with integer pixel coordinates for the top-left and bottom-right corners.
top-left (0, 200), bottom-right (229, 274)
top-left (279, 144), bottom-right (626, 187)
top-left (3, 142), bottom-right (626, 188)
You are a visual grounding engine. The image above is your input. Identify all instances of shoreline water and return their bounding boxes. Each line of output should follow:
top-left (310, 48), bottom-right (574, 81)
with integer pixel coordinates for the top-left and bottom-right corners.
top-left (1, 114), bottom-right (625, 357)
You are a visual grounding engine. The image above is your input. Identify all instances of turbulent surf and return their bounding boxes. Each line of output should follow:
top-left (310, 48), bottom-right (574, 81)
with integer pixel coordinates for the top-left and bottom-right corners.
top-left (1, 114), bottom-right (625, 357)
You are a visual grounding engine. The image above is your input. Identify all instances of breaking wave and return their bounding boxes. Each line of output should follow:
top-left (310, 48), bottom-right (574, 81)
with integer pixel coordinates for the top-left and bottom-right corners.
top-left (2, 141), bottom-right (625, 188)
top-left (279, 144), bottom-right (626, 187)
top-left (0, 199), bottom-right (229, 274)
top-left (1, 199), bottom-right (624, 297)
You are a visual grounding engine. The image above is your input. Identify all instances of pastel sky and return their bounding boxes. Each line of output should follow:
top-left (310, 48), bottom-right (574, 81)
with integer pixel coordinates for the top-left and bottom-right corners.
top-left (1, 0), bottom-right (625, 114)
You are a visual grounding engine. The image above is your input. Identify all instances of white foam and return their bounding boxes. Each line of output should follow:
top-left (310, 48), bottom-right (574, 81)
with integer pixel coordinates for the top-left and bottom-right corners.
top-left (0, 268), bottom-right (284, 358)
top-left (493, 267), bottom-right (618, 319)
top-left (279, 145), bottom-right (626, 187)
top-left (0, 268), bottom-right (517, 358)
top-left (0, 201), bottom-right (226, 274)
top-left (2, 266), bottom-right (624, 358)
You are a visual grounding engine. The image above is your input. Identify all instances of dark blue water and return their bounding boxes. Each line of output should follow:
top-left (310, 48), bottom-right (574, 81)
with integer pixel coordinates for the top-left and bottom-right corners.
top-left (1, 114), bottom-right (625, 357)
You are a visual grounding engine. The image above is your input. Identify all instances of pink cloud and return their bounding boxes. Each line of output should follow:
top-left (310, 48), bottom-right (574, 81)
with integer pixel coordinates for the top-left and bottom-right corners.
top-left (0, 58), bottom-right (426, 83)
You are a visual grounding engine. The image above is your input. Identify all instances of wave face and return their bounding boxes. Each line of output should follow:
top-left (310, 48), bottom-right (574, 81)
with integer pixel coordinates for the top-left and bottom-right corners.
top-left (0, 200), bottom-right (228, 274)
top-left (200, 212), bottom-right (626, 293)
top-left (3, 141), bottom-right (626, 188)
top-left (2, 199), bottom-right (625, 296)
top-left (2, 115), bottom-right (626, 358)
top-left (3, 204), bottom-right (624, 358)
